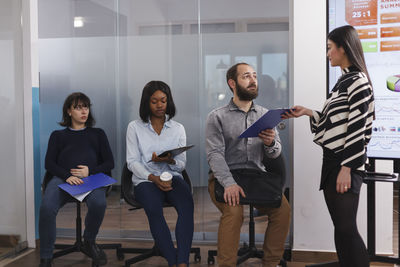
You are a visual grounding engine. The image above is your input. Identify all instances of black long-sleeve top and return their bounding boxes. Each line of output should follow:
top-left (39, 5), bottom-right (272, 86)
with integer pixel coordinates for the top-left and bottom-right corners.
top-left (45, 127), bottom-right (114, 180)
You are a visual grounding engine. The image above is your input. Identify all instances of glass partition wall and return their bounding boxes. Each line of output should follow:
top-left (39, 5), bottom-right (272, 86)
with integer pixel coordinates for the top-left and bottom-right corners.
top-left (37, 0), bottom-right (290, 244)
top-left (0, 0), bottom-right (28, 258)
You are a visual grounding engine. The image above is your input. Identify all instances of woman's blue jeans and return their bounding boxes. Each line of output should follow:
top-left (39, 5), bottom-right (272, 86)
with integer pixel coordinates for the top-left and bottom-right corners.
top-left (134, 176), bottom-right (194, 266)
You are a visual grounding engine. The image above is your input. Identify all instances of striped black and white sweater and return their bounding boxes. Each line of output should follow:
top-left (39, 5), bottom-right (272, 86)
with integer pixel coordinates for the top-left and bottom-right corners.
top-left (310, 66), bottom-right (375, 170)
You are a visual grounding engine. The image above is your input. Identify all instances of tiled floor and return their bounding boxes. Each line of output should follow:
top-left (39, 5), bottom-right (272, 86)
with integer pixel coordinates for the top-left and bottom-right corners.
top-left (2, 240), bottom-right (398, 267)
top-left (1, 186), bottom-right (399, 266)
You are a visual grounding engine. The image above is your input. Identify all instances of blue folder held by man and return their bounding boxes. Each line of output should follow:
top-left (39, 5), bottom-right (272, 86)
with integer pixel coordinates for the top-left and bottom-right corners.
top-left (239, 108), bottom-right (290, 138)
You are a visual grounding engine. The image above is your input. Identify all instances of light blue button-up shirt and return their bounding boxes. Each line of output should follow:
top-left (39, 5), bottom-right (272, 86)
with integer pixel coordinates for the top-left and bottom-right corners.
top-left (126, 118), bottom-right (186, 186)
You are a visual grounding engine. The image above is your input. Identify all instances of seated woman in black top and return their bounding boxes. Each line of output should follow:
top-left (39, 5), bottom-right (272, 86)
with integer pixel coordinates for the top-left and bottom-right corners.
top-left (39, 92), bottom-right (114, 267)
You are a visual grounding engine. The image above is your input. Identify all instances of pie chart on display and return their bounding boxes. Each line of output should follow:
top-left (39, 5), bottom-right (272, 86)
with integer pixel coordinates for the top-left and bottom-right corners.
top-left (387, 75), bottom-right (400, 92)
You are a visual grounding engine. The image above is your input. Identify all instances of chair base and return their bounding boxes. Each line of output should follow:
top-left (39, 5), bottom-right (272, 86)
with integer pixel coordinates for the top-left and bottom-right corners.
top-left (237, 242), bottom-right (264, 264)
top-left (305, 261), bottom-right (339, 267)
top-left (53, 241), bottom-right (123, 266)
top-left (117, 245), bottom-right (201, 267)
top-left (51, 202), bottom-right (123, 265)
top-left (207, 245), bottom-right (288, 267)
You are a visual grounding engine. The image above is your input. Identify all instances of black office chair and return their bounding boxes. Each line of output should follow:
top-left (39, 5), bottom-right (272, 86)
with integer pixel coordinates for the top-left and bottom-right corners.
top-left (41, 172), bottom-right (123, 267)
top-left (207, 154), bottom-right (290, 267)
top-left (117, 164), bottom-right (201, 267)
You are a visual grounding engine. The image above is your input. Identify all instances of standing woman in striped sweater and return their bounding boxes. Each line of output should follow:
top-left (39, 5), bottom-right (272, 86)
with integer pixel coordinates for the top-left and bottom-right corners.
top-left (283, 25), bottom-right (374, 267)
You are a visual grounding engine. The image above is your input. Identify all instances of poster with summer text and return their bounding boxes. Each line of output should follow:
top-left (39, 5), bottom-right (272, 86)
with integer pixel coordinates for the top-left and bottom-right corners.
top-left (329, 0), bottom-right (400, 159)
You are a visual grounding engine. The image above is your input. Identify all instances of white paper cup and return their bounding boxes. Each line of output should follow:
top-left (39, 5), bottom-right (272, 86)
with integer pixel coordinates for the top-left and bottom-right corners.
top-left (160, 172), bottom-right (173, 182)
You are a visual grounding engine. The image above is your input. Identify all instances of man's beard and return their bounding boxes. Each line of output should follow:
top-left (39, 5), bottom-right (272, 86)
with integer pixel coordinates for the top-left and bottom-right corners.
top-left (236, 82), bottom-right (258, 101)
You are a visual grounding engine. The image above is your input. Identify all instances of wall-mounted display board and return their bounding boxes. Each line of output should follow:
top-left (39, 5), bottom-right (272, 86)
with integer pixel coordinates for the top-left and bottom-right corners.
top-left (328, 0), bottom-right (400, 159)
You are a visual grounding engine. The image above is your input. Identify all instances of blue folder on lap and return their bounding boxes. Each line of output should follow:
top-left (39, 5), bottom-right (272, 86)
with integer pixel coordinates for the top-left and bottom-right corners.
top-left (238, 108), bottom-right (289, 138)
top-left (58, 173), bottom-right (116, 201)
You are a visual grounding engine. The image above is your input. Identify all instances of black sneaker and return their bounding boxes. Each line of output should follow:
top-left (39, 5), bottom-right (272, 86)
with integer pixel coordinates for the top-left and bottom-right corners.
top-left (39, 258), bottom-right (52, 267)
top-left (82, 240), bottom-right (107, 265)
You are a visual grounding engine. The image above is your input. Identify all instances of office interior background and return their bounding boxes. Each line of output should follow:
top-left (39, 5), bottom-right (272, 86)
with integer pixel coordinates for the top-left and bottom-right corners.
top-left (0, 0), bottom-right (395, 263)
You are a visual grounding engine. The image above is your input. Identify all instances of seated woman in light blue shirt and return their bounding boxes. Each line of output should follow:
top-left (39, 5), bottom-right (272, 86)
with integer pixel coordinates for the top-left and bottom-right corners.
top-left (126, 80), bottom-right (194, 267)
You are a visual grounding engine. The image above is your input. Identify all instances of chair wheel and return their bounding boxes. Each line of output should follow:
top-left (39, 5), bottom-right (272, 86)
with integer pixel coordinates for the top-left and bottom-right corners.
top-left (92, 262), bottom-right (99, 267)
top-left (194, 254), bottom-right (201, 262)
top-left (207, 256), bottom-right (215, 265)
top-left (117, 250), bottom-right (125, 260)
top-left (279, 259), bottom-right (287, 267)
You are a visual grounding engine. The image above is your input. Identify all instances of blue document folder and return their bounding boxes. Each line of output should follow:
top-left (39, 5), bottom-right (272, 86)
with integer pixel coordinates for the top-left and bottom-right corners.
top-left (239, 109), bottom-right (289, 138)
top-left (58, 173), bottom-right (116, 197)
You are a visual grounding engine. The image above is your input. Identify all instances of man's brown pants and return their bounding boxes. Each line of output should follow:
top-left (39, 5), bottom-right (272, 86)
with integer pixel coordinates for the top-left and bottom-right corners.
top-left (208, 176), bottom-right (290, 267)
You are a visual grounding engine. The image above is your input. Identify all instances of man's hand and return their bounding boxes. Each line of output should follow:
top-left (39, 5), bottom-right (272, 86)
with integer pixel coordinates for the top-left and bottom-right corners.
top-left (148, 174), bottom-right (173, 191)
top-left (224, 184), bottom-right (246, 206)
top-left (70, 165), bottom-right (89, 178)
top-left (258, 129), bottom-right (275, 146)
top-left (66, 176), bottom-right (84, 185)
top-left (336, 166), bottom-right (351, 194)
top-left (151, 152), bottom-right (176, 165)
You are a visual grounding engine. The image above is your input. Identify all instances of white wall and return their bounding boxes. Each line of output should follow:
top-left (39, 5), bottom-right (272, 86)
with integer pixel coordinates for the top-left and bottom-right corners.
top-left (24, 0), bottom-right (38, 248)
top-left (291, 0), bottom-right (330, 251)
top-left (291, 0), bottom-right (392, 254)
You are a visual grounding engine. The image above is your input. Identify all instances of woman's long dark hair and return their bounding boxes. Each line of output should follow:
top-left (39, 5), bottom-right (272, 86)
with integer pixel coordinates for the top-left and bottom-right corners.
top-left (328, 25), bottom-right (372, 86)
top-left (139, 81), bottom-right (176, 122)
top-left (59, 92), bottom-right (95, 127)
